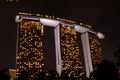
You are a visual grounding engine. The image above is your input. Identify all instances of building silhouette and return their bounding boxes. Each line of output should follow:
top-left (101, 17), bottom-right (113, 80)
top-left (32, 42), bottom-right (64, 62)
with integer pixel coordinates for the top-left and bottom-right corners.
top-left (15, 12), bottom-right (105, 79)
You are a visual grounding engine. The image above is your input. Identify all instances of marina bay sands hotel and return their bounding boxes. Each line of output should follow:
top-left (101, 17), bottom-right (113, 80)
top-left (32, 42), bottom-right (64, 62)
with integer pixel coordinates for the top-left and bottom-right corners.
top-left (15, 12), bottom-right (105, 79)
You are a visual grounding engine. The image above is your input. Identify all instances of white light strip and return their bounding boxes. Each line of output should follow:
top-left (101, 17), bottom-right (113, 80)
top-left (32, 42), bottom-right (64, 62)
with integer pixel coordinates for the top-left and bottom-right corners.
top-left (16, 15), bottom-right (105, 39)
top-left (88, 30), bottom-right (97, 34)
top-left (60, 22), bottom-right (74, 27)
top-left (81, 32), bottom-right (93, 77)
top-left (85, 32), bottom-right (93, 75)
top-left (75, 25), bottom-right (89, 33)
top-left (97, 32), bottom-right (105, 39)
top-left (16, 23), bottom-right (19, 69)
top-left (40, 18), bottom-right (60, 27)
top-left (54, 25), bottom-right (62, 75)
top-left (15, 15), bottom-right (20, 22)
top-left (81, 33), bottom-right (90, 77)
top-left (21, 16), bottom-right (39, 20)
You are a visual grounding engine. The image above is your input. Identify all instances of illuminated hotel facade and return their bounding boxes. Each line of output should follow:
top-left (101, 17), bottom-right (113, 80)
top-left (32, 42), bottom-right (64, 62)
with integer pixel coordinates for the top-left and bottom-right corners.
top-left (15, 13), bottom-right (105, 79)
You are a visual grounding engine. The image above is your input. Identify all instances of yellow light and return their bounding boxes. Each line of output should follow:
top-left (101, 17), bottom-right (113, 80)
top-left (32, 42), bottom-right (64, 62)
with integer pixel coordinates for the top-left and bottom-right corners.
top-left (80, 22), bottom-right (83, 25)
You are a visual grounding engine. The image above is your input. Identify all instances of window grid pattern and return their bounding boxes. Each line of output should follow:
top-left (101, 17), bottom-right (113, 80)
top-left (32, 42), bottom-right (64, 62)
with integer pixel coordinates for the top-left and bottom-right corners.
top-left (88, 33), bottom-right (103, 70)
top-left (60, 24), bottom-right (85, 78)
top-left (17, 19), bottom-right (44, 79)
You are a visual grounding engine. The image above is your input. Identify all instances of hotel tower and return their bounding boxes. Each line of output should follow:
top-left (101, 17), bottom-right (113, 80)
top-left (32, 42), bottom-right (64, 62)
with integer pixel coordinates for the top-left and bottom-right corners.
top-left (15, 13), bottom-right (105, 79)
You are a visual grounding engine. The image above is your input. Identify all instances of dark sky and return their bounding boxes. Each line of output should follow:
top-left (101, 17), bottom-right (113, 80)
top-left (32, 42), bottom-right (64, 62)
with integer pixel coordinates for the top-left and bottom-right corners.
top-left (0, 0), bottom-right (120, 69)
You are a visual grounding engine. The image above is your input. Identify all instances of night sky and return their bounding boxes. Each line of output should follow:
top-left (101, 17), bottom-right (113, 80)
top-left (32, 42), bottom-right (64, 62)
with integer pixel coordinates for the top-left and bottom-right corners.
top-left (0, 0), bottom-right (120, 69)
